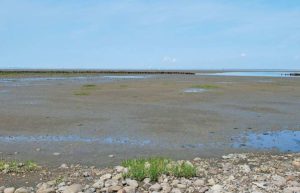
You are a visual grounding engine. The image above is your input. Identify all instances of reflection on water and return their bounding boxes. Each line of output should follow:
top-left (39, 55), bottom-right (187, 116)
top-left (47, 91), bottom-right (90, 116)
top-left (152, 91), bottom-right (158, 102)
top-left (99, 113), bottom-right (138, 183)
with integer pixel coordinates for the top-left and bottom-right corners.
top-left (0, 135), bottom-right (152, 146)
top-left (183, 88), bottom-right (206, 93)
top-left (233, 130), bottom-right (300, 152)
top-left (198, 71), bottom-right (298, 77)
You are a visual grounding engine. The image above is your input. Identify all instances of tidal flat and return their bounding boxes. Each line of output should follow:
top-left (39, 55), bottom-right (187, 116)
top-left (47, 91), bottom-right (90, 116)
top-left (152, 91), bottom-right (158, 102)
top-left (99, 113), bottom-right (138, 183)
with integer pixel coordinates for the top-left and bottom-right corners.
top-left (0, 73), bottom-right (300, 167)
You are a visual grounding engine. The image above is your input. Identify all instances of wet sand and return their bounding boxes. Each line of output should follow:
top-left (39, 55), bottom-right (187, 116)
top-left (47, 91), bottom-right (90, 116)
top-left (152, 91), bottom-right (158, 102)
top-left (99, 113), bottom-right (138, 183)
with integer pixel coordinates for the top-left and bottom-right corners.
top-left (0, 74), bottom-right (300, 166)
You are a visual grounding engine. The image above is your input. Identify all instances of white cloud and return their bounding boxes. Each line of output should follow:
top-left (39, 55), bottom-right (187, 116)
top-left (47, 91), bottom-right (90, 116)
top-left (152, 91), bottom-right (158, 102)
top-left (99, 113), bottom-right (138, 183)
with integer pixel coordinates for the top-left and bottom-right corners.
top-left (162, 56), bottom-right (177, 63)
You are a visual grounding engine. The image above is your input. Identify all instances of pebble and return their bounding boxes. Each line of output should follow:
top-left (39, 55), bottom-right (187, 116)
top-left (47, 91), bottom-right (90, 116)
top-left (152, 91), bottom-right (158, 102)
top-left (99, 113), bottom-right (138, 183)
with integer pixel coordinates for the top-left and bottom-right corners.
top-left (126, 179), bottom-right (139, 188)
top-left (52, 152), bottom-right (61, 156)
top-left (149, 183), bottom-right (162, 192)
top-left (62, 184), bottom-right (82, 193)
top-left (4, 188), bottom-right (15, 193)
top-left (14, 187), bottom-right (30, 193)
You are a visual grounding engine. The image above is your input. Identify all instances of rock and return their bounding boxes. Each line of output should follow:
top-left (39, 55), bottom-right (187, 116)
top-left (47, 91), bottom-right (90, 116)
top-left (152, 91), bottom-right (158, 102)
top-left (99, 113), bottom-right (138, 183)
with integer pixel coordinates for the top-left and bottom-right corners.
top-left (207, 178), bottom-right (216, 186)
top-left (63, 184), bottom-right (83, 193)
top-left (176, 184), bottom-right (186, 189)
top-left (171, 188), bottom-right (181, 193)
top-left (115, 166), bottom-right (124, 173)
top-left (0, 187), bottom-right (5, 193)
top-left (240, 164), bottom-right (251, 173)
top-left (108, 186), bottom-right (122, 193)
top-left (36, 148), bottom-right (41, 152)
top-left (143, 178), bottom-right (151, 184)
top-left (292, 159), bottom-right (300, 169)
top-left (53, 152), bottom-right (61, 156)
top-left (123, 186), bottom-right (136, 193)
top-left (15, 187), bottom-right (30, 193)
top-left (210, 184), bottom-right (223, 192)
top-left (283, 187), bottom-right (300, 193)
top-left (60, 163), bottom-right (69, 169)
top-left (272, 175), bottom-right (286, 187)
top-left (194, 179), bottom-right (205, 186)
top-left (36, 188), bottom-right (56, 193)
top-left (100, 173), bottom-right (112, 181)
top-left (126, 179), bottom-right (139, 188)
top-left (4, 187), bottom-right (15, 193)
top-left (198, 187), bottom-right (209, 193)
top-left (117, 189), bottom-right (126, 193)
top-left (92, 180), bottom-right (104, 189)
top-left (149, 183), bottom-right (162, 192)
top-left (112, 174), bottom-right (123, 180)
top-left (105, 179), bottom-right (119, 187)
top-left (108, 154), bottom-right (115, 158)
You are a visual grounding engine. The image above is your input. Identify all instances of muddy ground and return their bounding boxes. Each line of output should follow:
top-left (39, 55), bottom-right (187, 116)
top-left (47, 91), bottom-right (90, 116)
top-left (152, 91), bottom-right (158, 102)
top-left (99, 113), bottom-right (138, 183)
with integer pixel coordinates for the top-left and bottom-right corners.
top-left (0, 74), bottom-right (300, 167)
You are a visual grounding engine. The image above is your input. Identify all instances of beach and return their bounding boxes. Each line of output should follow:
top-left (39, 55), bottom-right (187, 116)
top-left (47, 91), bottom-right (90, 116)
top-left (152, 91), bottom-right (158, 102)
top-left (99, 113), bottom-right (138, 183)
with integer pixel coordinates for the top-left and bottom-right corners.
top-left (0, 73), bottom-right (300, 167)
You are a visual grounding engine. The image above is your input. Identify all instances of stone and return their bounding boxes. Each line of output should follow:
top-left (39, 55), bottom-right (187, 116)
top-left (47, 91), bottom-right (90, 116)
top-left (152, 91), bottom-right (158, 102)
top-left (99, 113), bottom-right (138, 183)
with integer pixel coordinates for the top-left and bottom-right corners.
top-left (126, 179), bottom-right (139, 188)
top-left (194, 179), bottom-right (205, 186)
top-left (108, 186), bottom-right (122, 193)
top-left (115, 166), bottom-right (124, 173)
top-left (4, 187), bottom-right (15, 193)
top-left (149, 183), bottom-right (162, 192)
top-left (92, 180), bottom-right (104, 189)
top-left (63, 184), bottom-right (83, 193)
top-left (0, 187), bottom-right (5, 193)
top-left (271, 175), bottom-right (286, 187)
top-left (171, 188), bottom-right (181, 193)
top-left (283, 187), bottom-right (300, 193)
top-left (176, 184), bottom-right (186, 189)
top-left (292, 160), bottom-right (300, 169)
top-left (240, 164), bottom-right (251, 173)
top-left (100, 173), bottom-right (112, 181)
top-left (207, 178), bottom-right (216, 186)
top-left (117, 189), bottom-right (126, 193)
top-left (143, 178), bottom-right (151, 184)
top-left (60, 163), bottom-right (69, 169)
top-left (210, 184), bottom-right (223, 192)
top-left (105, 179), bottom-right (119, 187)
top-left (123, 186), bottom-right (136, 193)
top-left (108, 154), bottom-right (115, 158)
top-left (37, 188), bottom-right (56, 193)
top-left (15, 187), bottom-right (30, 193)
top-left (53, 152), bottom-right (61, 156)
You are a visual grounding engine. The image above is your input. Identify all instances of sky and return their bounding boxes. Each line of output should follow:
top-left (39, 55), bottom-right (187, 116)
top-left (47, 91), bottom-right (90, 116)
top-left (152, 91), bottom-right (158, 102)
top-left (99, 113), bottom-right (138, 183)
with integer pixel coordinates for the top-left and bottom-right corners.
top-left (0, 0), bottom-right (300, 70)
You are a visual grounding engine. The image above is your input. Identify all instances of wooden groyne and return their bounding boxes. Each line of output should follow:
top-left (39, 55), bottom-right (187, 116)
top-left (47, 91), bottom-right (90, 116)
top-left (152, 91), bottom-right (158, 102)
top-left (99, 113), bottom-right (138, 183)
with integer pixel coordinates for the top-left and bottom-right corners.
top-left (0, 70), bottom-right (195, 75)
top-left (289, 73), bottom-right (300, 76)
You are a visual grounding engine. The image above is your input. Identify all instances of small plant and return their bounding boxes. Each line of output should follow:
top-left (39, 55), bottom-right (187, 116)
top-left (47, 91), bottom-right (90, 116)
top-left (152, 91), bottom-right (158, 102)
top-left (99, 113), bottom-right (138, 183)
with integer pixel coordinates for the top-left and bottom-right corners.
top-left (190, 84), bottom-right (219, 89)
top-left (73, 91), bottom-right (90, 96)
top-left (82, 84), bottom-right (96, 88)
top-left (122, 157), bottom-right (196, 181)
top-left (120, 84), bottom-right (128, 88)
top-left (0, 160), bottom-right (39, 173)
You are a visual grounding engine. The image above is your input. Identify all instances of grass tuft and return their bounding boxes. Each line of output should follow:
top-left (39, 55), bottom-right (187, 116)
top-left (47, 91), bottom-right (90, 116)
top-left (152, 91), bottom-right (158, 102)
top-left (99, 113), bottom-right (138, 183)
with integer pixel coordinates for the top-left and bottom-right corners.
top-left (190, 84), bottom-right (219, 89)
top-left (73, 91), bottom-right (90, 96)
top-left (82, 84), bottom-right (96, 88)
top-left (122, 157), bottom-right (196, 181)
top-left (0, 160), bottom-right (39, 173)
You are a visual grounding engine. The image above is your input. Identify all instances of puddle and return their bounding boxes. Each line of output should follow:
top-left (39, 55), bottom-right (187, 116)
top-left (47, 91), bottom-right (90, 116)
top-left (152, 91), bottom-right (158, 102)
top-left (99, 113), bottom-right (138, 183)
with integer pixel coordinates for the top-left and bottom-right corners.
top-left (0, 135), bottom-right (152, 146)
top-left (233, 130), bottom-right (300, 152)
top-left (183, 88), bottom-right (207, 93)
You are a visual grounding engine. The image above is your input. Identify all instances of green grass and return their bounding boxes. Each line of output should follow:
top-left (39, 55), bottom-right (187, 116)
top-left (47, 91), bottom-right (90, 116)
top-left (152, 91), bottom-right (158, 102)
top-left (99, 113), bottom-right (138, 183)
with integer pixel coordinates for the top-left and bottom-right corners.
top-left (82, 84), bottom-right (97, 88)
top-left (120, 84), bottom-right (128, 88)
top-left (122, 157), bottom-right (196, 181)
top-left (73, 91), bottom-right (90, 96)
top-left (190, 84), bottom-right (219, 89)
top-left (0, 160), bottom-right (38, 173)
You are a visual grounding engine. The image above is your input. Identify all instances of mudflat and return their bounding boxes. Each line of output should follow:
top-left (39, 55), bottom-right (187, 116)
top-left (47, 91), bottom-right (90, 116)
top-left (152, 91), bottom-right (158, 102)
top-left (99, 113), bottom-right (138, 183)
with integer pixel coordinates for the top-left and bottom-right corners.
top-left (0, 74), bottom-right (300, 166)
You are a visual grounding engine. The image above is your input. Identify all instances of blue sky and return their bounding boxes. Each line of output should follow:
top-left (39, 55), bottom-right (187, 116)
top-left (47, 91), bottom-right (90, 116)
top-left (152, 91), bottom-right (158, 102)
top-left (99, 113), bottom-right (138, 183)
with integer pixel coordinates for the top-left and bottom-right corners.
top-left (0, 0), bottom-right (300, 70)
